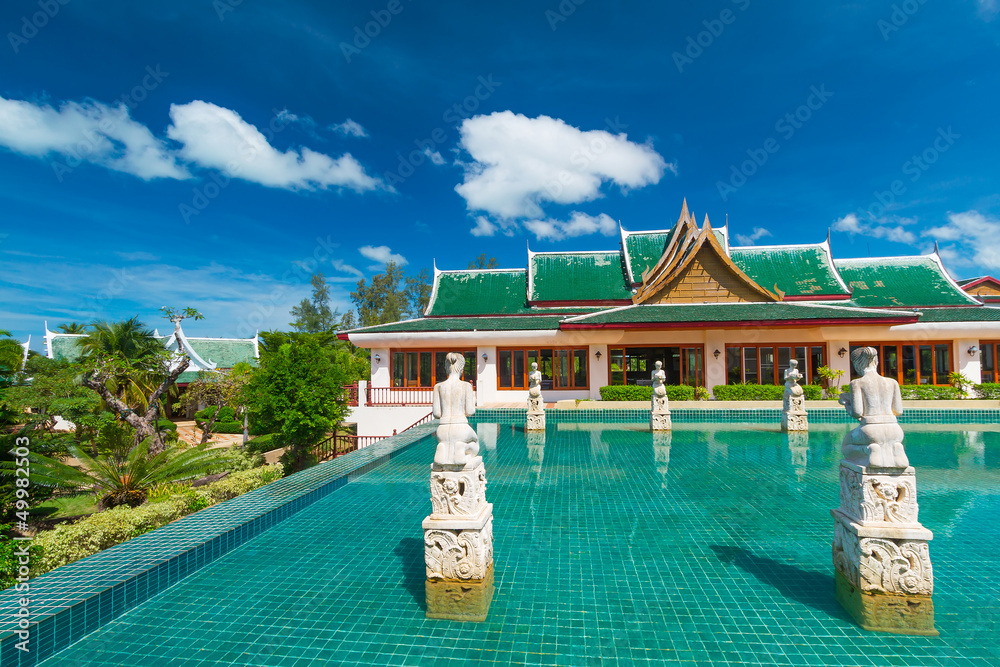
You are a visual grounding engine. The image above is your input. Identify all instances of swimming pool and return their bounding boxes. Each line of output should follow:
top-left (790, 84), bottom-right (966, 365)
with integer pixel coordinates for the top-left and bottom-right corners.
top-left (38, 422), bottom-right (1000, 666)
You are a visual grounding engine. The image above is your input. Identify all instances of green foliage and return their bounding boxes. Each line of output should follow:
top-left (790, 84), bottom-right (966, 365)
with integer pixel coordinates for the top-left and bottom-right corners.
top-left (694, 386), bottom-right (710, 401)
top-left (246, 335), bottom-right (348, 473)
top-left (468, 254), bottom-right (499, 269)
top-left (195, 405), bottom-right (235, 422)
top-left (56, 323), bottom-right (87, 334)
top-left (2, 357), bottom-right (104, 440)
top-left (0, 524), bottom-right (42, 590)
top-left (155, 419), bottom-right (177, 432)
top-left (816, 365), bottom-right (846, 397)
top-left (949, 372), bottom-right (974, 394)
top-left (290, 272), bottom-right (338, 333)
top-left (208, 421), bottom-right (244, 434)
top-left (899, 385), bottom-right (962, 400)
top-left (975, 383), bottom-right (1000, 399)
top-left (598, 385), bottom-right (696, 401)
top-left (350, 261), bottom-right (430, 326)
top-left (245, 433), bottom-right (280, 455)
top-left (28, 464), bottom-right (282, 578)
top-left (712, 384), bottom-right (825, 400)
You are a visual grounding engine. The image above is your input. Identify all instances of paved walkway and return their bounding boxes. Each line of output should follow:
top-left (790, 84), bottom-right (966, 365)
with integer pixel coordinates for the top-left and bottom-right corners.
top-left (172, 420), bottom-right (244, 449)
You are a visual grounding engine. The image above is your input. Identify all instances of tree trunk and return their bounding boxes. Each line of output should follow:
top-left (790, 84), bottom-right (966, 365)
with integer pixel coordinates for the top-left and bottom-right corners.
top-left (199, 404), bottom-right (222, 445)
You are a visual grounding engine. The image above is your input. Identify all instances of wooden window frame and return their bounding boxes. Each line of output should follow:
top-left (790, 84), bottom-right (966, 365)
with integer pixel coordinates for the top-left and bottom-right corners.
top-left (496, 346), bottom-right (590, 391)
top-left (850, 341), bottom-right (953, 386)
top-left (606, 345), bottom-right (707, 387)
top-left (724, 343), bottom-right (825, 385)
top-left (389, 348), bottom-right (477, 388)
top-left (980, 340), bottom-right (1000, 384)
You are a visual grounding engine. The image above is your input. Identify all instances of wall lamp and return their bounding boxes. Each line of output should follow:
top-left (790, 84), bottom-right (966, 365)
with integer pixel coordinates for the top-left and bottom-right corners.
top-left (595, 350), bottom-right (602, 360)
top-left (373, 353), bottom-right (381, 363)
top-left (969, 345), bottom-right (980, 357)
top-left (482, 353), bottom-right (488, 361)
top-left (713, 349), bottom-right (721, 359)
top-left (838, 347), bottom-right (848, 358)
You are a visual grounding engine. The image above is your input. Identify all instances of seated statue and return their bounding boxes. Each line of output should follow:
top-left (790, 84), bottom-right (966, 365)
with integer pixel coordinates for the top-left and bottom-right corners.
top-left (432, 352), bottom-right (479, 468)
top-left (839, 346), bottom-right (908, 468)
top-left (528, 362), bottom-right (542, 399)
top-left (783, 359), bottom-right (804, 410)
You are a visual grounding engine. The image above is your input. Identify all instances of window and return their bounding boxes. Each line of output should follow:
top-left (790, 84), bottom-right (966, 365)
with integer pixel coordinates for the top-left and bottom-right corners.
top-left (726, 344), bottom-right (825, 384)
top-left (983, 342), bottom-right (998, 384)
top-left (849, 342), bottom-right (952, 386)
top-left (391, 349), bottom-right (476, 388)
top-left (606, 346), bottom-right (705, 387)
top-left (497, 347), bottom-right (589, 390)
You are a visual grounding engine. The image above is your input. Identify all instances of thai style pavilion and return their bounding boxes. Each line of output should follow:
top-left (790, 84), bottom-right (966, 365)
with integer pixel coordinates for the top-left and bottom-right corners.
top-left (340, 201), bottom-right (1000, 405)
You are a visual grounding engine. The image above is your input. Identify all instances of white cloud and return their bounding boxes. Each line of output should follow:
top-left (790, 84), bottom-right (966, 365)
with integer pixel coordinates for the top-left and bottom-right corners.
top-left (330, 118), bottom-right (368, 138)
top-left (734, 227), bottom-right (772, 246)
top-left (833, 213), bottom-right (916, 244)
top-left (0, 96), bottom-right (187, 180)
top-left (523, 212), bottom-right (618, 242)
top-left (115, 251), bottom-right (160, 261)
top-left (977, 0), bottom-right (999, 20)
top-left (167, 101), bottom-right (382, 192)
top-left (454, 111), bottom-right (672, 220)
top-left (924, 210), bottom-right (1000, 270)
top-left (470, 216), bottom-right (498, 237)
top-left (358, 245), bottom-right (407, 266)
top-left (331, 259), bottom-right (364, 278)
top-left (423, 146), bottom-right (445, 165)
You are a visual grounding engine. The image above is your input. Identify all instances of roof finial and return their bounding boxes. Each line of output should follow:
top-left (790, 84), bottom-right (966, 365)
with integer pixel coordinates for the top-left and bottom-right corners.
top-left (933, 240), bottom-right (940, 255)
top-left (702, 213), bottom-right (712, 230)
top-left (679, 198), bottom-right (690, 224)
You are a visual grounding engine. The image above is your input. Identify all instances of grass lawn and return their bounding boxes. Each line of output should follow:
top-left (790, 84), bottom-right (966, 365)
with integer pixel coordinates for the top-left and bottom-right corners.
top-left (32, 493), bottom-right (97, 520)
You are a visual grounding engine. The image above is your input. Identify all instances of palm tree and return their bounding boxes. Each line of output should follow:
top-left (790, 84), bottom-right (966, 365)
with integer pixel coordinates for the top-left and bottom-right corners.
top-left (78, 317), bottom-right (166, 411)
top-left (57, 323), bottom-right (87, 334)
top-left (18, 429), bottom-right (220, 510)
top-left (0, 330), bottom-right (25, 382)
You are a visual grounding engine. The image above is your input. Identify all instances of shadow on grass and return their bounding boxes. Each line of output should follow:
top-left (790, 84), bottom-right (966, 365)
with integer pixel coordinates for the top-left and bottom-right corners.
top-left (709, 545), bottom-right (850, 622)
top-left (395, 537), bottom-right (426, 611)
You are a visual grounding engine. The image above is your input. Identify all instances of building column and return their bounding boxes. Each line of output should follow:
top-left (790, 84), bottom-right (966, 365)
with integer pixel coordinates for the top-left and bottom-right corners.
top-left (956, 338), bottom-right (981, 393)
top-left (589, 344), bottom-right (608, 400)
top-left (477, 346), bottom-right (498, 405)
top-left (704, 330), bottom-right (727, 393)
top-left (829, 341), bottom-right (851, 391)
top-left (370, 347), bottom-right (390, 388)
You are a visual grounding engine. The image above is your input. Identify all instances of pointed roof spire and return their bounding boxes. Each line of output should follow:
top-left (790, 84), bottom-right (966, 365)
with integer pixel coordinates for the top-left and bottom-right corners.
top-left (702, 213), bottom-right (712, 230)
top-left (678, 198), bottom-right (690, 224)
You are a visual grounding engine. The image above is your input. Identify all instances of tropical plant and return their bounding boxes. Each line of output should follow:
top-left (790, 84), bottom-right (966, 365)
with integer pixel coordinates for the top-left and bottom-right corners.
top-left (56, 323), bottom-right (87, 334)
top-left (948, 371), bottom-right (974, 395)
top-left (816, 365), bottom-right (845, 398)
top-left (0, 330), bottom-right (25, 385)
top-left (14, 426), bottom-right (219, 510)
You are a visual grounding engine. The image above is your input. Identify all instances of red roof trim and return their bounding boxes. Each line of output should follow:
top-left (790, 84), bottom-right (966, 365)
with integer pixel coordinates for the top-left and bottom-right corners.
top-left (560, 315), bottom-right (920, 330)
top-left (528, 299), bottom-right (632, 307)
top-left (337, 332), bottom-right (351, 340)
top-left (961, 276), bottom-right (1000, 290)
top-left (782, 294), bottom-right (851, 302)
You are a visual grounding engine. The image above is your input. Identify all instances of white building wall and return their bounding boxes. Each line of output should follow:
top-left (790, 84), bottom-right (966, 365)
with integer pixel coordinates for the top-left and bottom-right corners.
top-left (704, 330), bottom-right (727, 391)
top-left (589, 344), bottom-right (608, 399)
top-left (476, 345), bottom-right (498, 404)
top-left (828, 340), bottom-right (851, 389)
top-left (370, 347), bottom-right (390, 388)
top-left (956, 338), bottom-right (981, 389)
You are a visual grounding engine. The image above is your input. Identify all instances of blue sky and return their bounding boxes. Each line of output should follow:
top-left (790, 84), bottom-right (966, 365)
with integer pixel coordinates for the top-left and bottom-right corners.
top-left (2, 0), bottom-right (1000, 347)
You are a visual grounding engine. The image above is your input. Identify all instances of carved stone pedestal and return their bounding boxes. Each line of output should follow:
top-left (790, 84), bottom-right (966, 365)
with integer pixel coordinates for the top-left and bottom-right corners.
top-left (423, 458), bottom-right (494, 621)
top-left (650, 395), bottom-right (671, 431)
top-left (831, 461), bottom-right (937, 635)
top-left (781, 409), bottom-right (808, 431)
top-left (526, 396), bottom-right (546, 431)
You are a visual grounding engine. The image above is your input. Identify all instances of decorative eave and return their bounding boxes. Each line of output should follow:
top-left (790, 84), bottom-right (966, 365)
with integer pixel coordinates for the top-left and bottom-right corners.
top-left (633, 206), bottom-right (781, 304)
top-left (166, 323), bottom-right (218, 372)
top-left (958, 275), bottom-right (1000, 291)
top-left (423, 259), bottom-right (441, 317)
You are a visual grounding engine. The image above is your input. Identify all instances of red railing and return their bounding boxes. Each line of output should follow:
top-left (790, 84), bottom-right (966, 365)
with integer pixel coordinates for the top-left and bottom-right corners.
top-left (366, 386), bottom-right (434, 406)
top-left (313, 411), bottom-right (434, 462)
top-left (343, 383), bottom-right (359, 407)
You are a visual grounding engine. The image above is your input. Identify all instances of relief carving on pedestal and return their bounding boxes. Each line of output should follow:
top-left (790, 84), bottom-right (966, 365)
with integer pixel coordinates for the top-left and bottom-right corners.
top-left (424, 518), bottom-right (494, 580)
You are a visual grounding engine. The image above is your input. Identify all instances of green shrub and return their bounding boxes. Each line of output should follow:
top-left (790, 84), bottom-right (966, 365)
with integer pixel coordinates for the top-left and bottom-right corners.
top-left (155, 419), bottom-right (177, 432)
top-left (0, 525), bottom-right (42, 590)
top-left (194, 406), bottom-right (235, 423)
top-left (899, 385), bottom-right (962, 400)
top-left (712, 384), bottom-right (824, 401)
top-left (802, 385), bottom-right (825, 400)
top-left (598, 385), bottom-right (696, 401)
top-left (209, 421), bottom-right (244, 434)
top-left (975, 383), bottom-right (1000, 399)
top-left (245, 433), bottom-right (280, 455)
top-left (30, 464), bottom-right (283, 577)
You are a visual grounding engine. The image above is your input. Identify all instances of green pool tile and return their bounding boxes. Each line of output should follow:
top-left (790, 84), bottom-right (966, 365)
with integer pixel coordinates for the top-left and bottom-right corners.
top-left (26, 422), bottom-right (1000, 666)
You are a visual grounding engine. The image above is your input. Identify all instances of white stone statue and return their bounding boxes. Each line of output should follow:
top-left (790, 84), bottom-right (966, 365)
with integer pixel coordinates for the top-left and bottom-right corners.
top-left (838, 346), bottom-right (907, 468)
top-left (432, 352), bottom-right (479, 468)
top-left (781, 359), bottom-right (808, 431)
top-left (526, 362), bottom-right (546, 430)
top-left (528, 362), bottom-right (542, 399)
top-left (650, 360), bottom-right (671, 430)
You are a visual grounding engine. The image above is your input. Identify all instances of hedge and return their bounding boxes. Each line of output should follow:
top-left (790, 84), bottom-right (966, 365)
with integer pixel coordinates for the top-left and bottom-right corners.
top-left (245, 433), bottom-right (280, 455)
top-left (209, 421), bottom-right (244, 434)
top-left (195, 405), bottom-right (235, 423)
top-left (712, 384), bottom-right (824, 401)
top-left (975, 383), bottom-right (1000, 399)
top-left (30, 464), bottom-right (283, 577)
top-left (899, 385), bottom-right (962, 400)
top-left (599, 385), bottom-right (696, 401)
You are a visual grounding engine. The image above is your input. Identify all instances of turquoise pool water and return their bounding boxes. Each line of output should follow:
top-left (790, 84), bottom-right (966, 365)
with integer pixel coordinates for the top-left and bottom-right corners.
top-left (41, 423), bottom-right (1000, 666)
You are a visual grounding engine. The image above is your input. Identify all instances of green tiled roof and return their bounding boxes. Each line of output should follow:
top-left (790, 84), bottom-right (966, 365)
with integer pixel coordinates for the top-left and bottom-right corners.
top-left (425, 269), bottom-right (530, 316)
top-left (186, 339), bottom-right (257, 368)
top-left (956, 277), bottom-right (984, 286)
top-left (834, 255), bottom-right (981, 307)
top-left (561, 302), bottom-right (918, 326)
top-left (344, 316), bottom-right (566, 334)
top-left (47, 333), bottom-right (256, 368)
top-left (529, 251), bottom-right (632, 302)
top-left (912, 306), bottom-right (1000, 322)
top-left (622, 229), bottom-right (672, 283)
top-left (730, 244), bottom-right (850, 297)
